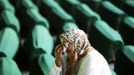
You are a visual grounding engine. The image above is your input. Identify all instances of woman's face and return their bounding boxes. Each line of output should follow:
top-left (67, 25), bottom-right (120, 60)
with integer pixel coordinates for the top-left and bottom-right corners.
top-left (60, 37), bottom-right (75, 55)
top-left (60, 36), bottom-right (78, 63)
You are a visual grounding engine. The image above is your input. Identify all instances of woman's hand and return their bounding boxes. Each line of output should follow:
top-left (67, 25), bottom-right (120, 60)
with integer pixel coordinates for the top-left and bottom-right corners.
top-left (54, 44), bottom-right (63, 67)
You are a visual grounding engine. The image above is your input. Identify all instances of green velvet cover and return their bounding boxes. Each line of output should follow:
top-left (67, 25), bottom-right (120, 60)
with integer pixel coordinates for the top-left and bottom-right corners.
top-left (27, 8), bottom-right (50, 29)
top-left (22, 0), bottom-right (38, 9)
top-left (0, 28), bottom-right (19, 58)
top-left (0, 56), bottom-right (22, 75)
top-left (32, 25), bottom-right (54, 54)
top-left (63, 22), bottom-right (78, 32)
top-left (102, 1), bottom-right (125, 15)
top-left (125, 0), bottom-right (134, 7)
top-left (38, 54), bottom-right (55, 75)
top-left (123, 45), bottom-right (134, 63)
top-left (95, 20), bottom-right (124, 43)
top-left (67, 0), bottom-right (101, 20)
top-left (1, 10), bottom-right (20, 32)
top-left (0, 0), bottom-right (15, 13)
top-left (124, 16), bottom-right (134, 28)
top-left (42, 0), bottom-right (73, 21)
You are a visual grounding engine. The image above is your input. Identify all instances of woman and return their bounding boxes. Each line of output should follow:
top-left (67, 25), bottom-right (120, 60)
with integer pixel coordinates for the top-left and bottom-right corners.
top-left (49, 28), bottom-right (112, 75)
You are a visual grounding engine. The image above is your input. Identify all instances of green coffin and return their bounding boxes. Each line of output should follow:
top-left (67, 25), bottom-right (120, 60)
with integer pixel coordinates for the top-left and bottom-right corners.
top-left (123, 45), bottom-right (134, 63)
top-left (63, 22), bottom-right (78, 32)
top-left (0, 0), bottom-right (15, 13)
top-left (27, 8), bottom-right (50, 29)
top-left (0, 28), bottom-right (19, 58)
top-left (32, 25), bottom-right (54, 54)
top-left (0, 53), bottom-right (22, 75)
top-left (89, 20), bottom-right (124, 61)
top-left (0, 10), bottom-right (20, 32)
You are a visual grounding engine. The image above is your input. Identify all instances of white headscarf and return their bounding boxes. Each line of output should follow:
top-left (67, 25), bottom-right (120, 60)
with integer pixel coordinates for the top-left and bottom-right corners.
top-left (60, 28), bottom-right (91, 55)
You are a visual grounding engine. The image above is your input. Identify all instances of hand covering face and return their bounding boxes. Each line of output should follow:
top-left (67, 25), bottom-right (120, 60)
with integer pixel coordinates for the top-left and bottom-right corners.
top-left (60, 28), bottom-right (91, 55)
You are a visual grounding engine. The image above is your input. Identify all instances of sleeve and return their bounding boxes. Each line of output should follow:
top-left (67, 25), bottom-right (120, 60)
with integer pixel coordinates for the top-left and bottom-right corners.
top-left (76, 58), bottom-right (93, 75)
top-left (77, 65), bottom-right (96, 75)
top-left (77, 53), bottom-right (112, 75)
top-left (49, 62), bottom-right (62, 75)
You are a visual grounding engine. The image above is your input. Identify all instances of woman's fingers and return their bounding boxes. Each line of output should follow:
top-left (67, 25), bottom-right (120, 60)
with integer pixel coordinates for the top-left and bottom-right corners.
top-left (54, 44), bottom-right (63, 67)
top-left (55, 44), bottom-right (64, 57)
top-left (56, 47), bottom-right (62, 54)
top-left (55, 44), bottom-right (61, 51)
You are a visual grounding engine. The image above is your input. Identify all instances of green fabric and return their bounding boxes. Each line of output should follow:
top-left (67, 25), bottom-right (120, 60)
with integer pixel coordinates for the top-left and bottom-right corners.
top-left (77, 3), bottom-right (101, 20)
top-left (124, 16), bottom-right (134, 28)
top-left (0, 28), bottom-right (19, 58)
top-left (67, 0), bottom-right (81, 5)
top-left (38, 54), bottom-right (55, 75)
top-left (78, 0), bottom-right (102, 2)
top-left (95, 20), bottom-right (124, 43)
top-left (22, 0), bottom-right (38, 9)
top-left (27, 8), bottom-right (49, 29)
top-left (63, 22), bottom-right (78, 31)
top-left (43, 0), bottom-right (59, 8)
top-left (93, 0), bottom-right (102, 2)
top-left (125, 0), bottom-right (134, 7)
top-left (110, 69), bottom-right (117, 75)
top-left (63, 22), bottom-right (78, 32)
top-left (102, 1), bottom-right (125, 15)
top-left (1, 10), bottom-right (20, 32)
top-left (123, 45), bottom-right (134, 63)
top-left (0, 0), bottom-right (15, 13)
top-left (67, 0), bottom-right (101, 20)
top-left (0, 57), bottom-right (22, 75)
top-left (93, 20), bottom-right (124, 60)
top-left (43, 0), bottom-right (73, 21)
top-left (32, 25), bottom-right (54, 54)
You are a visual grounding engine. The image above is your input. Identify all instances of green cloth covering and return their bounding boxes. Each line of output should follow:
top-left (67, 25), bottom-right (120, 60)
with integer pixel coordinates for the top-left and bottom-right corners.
top-left (91, 20), bottom-right (124, 61)
top-left (124, 16), bottom-right (134, 28)
top-left (0, 56), bottom-right (22, 75)
top-left (32, 25), bottom-right (54, 54)
top-left (67, 0), bottom-right (81, 5)
top-left (0, 0), bottom-right (15, 13)
top-left (77, 3), bottom-right (101, 20)
top-left (63, 22), bottom-right (78, 32)
top-left (123, 45), bottom-right (134, 63)
top-left (125, 0), bottom-right (134, 7)
top-left (0, 28), bottom-right (19, 58)
top-left (68, 0), bottom-right (101, 20)
top-left (95, 20), bottom-right (124, 43)
top-left (76, 0), bottom-right (102, 3)
top-left (110, 69), bottom-right (117, 75)
top-left (22, 0), bottom-right (38, 9)
top-left (43, 0), bottom-right (73, 21)
top-left (27, 8), bottom-right (49, 29)
top-left (1, 10), bottom-right (20, 32)
top-left (93, 0), bottom-right (102, 2)
top-left (38, 54), bottom-right (55, 75)
top-left (102, 1), bottom-right (125, 15)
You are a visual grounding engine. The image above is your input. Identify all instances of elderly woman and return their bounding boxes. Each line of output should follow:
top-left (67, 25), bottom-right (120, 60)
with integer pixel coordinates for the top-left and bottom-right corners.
top-left (49, 28), bottom-right (112, 75)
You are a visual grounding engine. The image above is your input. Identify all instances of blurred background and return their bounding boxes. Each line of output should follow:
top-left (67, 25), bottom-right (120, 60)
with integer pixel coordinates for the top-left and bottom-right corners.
top-left (0, 0), bottom-right (134, 75)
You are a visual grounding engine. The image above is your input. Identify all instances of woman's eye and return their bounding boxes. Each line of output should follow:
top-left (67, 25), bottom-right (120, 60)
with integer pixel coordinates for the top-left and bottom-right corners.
top-left (64, 43), bottom-right (69, 47)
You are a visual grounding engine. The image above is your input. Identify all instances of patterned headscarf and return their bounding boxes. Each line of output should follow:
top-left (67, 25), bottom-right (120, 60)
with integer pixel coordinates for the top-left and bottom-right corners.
top-left (60, 28), bottom-right (91, 55)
